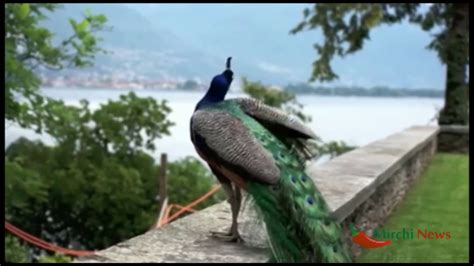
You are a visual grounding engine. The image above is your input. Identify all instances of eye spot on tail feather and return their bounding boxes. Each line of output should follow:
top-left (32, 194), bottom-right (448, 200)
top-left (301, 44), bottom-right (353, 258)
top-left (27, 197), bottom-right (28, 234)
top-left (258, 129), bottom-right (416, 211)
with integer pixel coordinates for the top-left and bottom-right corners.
top-left (290, 175), bottom-right (297, 183)
top-left (301, 175), bottom-right (308, 182)
top-left (306, 196), bottom-right (315, 205)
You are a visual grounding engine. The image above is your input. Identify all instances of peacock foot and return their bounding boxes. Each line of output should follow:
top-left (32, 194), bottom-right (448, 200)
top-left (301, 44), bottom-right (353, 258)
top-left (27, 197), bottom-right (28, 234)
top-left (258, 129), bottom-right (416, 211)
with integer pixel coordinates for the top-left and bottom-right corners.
top-left (210, 230), bottom-right (244, 243)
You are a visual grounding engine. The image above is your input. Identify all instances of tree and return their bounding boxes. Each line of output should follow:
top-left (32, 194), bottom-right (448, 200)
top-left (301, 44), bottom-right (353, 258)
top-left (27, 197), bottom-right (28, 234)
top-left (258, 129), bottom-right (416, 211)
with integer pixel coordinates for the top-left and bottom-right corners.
top-left (242, 77), bottom-right (312, 123)
top-left (4, 95), bottom-right (226, 259)
top-left (5, 93), bottom-right (175, 253)
top-left (4, 4), bottom-right (226, 263)
top-left (5, 3), bottom-right (108, 132)
top-left (179, 79), bottom-right (200, 91)
top-left (4, 3), bottom-right (171, 260)
top-left (291, 3), bottom-right (469, 125)
top-left (37, 254), bottom-right (72, 263)
top-left (5, 4), bottom-right (110, 260)
top-left (5, 235), bottom-right (29, 263)
top-left (165, 157), bottom-right (226, 214)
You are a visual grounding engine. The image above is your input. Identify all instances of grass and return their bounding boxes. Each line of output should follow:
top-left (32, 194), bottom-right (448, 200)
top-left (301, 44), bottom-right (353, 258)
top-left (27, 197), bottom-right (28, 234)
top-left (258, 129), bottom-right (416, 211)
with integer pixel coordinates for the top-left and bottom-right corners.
top-left (357, 153), bottom-right (469, 263)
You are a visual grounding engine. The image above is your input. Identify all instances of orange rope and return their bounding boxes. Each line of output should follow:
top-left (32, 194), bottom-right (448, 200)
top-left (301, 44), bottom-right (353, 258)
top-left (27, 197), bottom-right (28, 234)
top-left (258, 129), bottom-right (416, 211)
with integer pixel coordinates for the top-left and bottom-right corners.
top-left (173, 204), bottom-right (197, 213)
top-left (161, 185), bottom-right (221, 226)
top-left (157, 204), bottom-right (197, 228)
top-left (5, 222), bottom-right (94, 256)
top-left (5, 221), bottom-right (95, 256)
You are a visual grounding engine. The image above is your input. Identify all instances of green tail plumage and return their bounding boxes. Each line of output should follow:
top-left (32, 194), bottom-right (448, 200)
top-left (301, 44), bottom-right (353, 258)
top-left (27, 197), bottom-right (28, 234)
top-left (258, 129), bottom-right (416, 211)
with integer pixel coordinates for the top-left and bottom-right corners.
top-left (246, 140), bottom-right (353, 263)
top-left (216, 100), bottom-right (353, 263)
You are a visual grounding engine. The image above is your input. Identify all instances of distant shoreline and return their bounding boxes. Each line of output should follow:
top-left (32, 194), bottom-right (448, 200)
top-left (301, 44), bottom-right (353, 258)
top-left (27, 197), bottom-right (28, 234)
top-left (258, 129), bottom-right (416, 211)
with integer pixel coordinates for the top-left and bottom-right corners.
top-left (291, 91), bottom-right (443, 99)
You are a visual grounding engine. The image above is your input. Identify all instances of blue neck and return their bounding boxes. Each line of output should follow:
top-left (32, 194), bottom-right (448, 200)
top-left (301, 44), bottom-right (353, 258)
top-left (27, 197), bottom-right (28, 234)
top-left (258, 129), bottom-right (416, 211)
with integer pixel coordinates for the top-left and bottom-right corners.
top-left (195, 75), bottom-right (230, 110)
top-left (195, 87), bottom-right (227, 110)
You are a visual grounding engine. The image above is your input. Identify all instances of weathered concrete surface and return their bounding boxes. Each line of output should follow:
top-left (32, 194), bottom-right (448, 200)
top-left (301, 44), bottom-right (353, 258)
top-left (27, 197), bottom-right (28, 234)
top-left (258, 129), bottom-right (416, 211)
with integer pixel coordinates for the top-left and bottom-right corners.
top-left (440, 124), bottom-right (469, 134)
top-left (75, 125), bottom-right (439, 263)
top-left (76, 202), bottom-right (269, 263)
top-left (438, 125), bottom-right (469, 153)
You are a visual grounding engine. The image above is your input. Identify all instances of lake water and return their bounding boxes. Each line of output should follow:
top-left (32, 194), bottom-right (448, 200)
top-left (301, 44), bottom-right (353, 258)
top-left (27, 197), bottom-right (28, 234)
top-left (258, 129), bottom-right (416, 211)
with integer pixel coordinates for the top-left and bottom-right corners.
top-left (5, 88), bottom-right (443, 162)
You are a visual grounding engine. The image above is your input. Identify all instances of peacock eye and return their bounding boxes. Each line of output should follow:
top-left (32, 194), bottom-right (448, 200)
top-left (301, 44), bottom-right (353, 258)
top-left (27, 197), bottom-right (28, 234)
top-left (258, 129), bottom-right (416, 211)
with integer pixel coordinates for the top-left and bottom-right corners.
top-left (290, 175), bottom-right (297, 183)
top-left (306, 196), bottom-right (314, 205)
top-left (301, 175), bottom-right (308, 182)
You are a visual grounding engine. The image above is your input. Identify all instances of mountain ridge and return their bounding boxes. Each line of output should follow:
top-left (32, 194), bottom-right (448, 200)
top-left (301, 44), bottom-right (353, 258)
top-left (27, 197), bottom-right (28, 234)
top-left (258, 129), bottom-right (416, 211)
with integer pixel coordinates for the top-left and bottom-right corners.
top-left (40, 4), bottom-right (445, 90)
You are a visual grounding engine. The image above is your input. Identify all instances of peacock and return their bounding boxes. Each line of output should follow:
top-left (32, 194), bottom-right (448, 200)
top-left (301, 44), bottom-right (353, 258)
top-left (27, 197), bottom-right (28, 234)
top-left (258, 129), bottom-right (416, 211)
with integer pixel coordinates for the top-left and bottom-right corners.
top-left (190, 57), bottom-right (353, 263)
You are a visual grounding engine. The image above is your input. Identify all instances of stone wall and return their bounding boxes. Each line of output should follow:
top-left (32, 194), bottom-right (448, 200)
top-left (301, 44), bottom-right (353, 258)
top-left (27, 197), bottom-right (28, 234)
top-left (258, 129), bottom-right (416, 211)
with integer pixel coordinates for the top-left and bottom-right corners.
top-left (341, 138), bottom-right (436, 257)
top-left (74, 126), bottom-right (439, 263)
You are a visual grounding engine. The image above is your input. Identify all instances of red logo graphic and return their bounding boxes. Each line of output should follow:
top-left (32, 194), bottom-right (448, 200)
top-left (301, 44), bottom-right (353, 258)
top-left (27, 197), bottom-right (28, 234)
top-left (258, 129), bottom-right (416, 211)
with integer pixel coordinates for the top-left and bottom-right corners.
top-left (349, 224), bottom-right (392, 249)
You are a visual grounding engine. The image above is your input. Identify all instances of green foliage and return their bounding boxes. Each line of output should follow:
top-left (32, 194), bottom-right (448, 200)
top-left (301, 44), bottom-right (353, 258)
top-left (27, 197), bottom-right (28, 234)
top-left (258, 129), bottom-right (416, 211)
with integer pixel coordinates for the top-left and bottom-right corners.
top-left (5, 91), bottom-right (174, 251)
top-left (5, 234), bottom-right (29, 263)
top-left (242, 77), bottom-right (312, 123)
top-left (290, 3), bottom-right (464, 82)
top-left (5, 138), bottom-right (223, 256)
top-left (3, 91), bottom-right (219, 257)
top-left (242, 77), bottom-right (294, 107)
top-left (6, 139), bottom-right (155, 251)
top-left (290, 4), bottom-right (386, 82)
top-left (4, 3), bottom-right (222, 261)
top-left (318, 140), bottom-right (356, 159)
top-left (5, 155), bottom-right (49, 221)
top-left (4, 3), bottom-right (222, 262)
top-left (178, 80), bottom-right (200, 90)
top-left (5, 3), bottom-right (108, 131)
top-left (166, 157), bottom-right (226, 211)
top-left (291, 3), bottom-right (469, 125)
top-left (38, 253), bottom-right (73, 263)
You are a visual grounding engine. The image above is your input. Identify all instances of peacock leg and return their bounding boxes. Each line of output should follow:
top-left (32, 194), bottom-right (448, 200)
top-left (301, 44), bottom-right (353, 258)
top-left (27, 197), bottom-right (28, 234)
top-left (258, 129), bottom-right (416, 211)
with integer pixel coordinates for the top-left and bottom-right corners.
top-left (229, 185), bottom-right (243, 242)
top-left (211, 182), bottom-right (244, 243)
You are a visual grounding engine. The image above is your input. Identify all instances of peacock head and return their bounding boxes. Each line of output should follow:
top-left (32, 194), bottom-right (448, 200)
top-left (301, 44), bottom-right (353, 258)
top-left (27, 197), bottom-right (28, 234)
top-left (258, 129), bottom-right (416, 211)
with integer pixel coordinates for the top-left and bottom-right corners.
top-left (195, 57), bottom-right (234, 109)
top-left (207, 57), bottom-right (233, 97)
top-left (222, 57), bottom-right (233, 84)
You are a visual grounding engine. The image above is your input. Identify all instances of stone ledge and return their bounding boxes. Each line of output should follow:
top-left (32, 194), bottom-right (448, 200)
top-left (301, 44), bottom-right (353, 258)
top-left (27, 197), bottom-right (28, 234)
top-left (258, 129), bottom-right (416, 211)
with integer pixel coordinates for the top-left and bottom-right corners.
top-left (440, 124), bottom-right (469, 134)
top-left (76, 202), bottom-right (269, 263)
top-left (438, 125), bottom-right (469, 153)
top-left (75, 125), bottom-right (439, 263)
top-left (309, 125), bottom-right (439, 222)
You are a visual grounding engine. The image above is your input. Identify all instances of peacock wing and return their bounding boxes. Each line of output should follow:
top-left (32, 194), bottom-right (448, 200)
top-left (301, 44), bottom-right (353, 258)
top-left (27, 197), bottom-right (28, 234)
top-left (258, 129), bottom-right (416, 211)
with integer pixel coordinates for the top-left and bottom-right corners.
top-left (232, 98), bottom-right (317, 140)
top-left (191, 109), bottom-right (280, 186)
